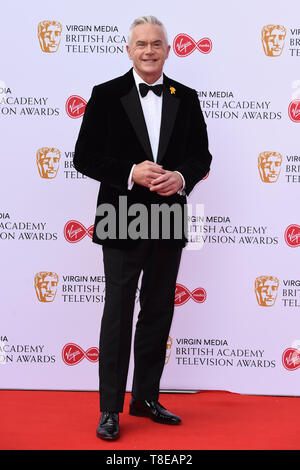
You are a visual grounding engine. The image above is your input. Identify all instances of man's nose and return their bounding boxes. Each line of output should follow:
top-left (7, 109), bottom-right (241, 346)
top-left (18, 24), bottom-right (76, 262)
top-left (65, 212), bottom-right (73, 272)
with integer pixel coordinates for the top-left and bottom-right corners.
top-left (145, 44), bottom-right (154, 53)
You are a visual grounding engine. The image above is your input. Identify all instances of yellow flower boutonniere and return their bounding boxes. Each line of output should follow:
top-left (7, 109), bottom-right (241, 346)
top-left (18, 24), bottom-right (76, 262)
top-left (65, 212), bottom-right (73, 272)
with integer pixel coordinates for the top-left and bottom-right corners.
top-left (170, 86), bottom-right (176, 95)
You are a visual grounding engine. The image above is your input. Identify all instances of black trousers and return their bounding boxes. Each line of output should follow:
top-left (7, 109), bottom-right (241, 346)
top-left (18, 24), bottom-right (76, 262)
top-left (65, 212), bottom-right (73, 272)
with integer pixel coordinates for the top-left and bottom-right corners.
top-left (99, 240), bottom-right (182, 412)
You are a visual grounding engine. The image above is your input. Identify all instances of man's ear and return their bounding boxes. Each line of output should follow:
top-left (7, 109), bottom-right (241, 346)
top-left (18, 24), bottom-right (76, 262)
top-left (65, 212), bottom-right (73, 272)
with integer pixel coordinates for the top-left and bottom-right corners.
top-left (165, 44), bottom-right (171, 59)
top-left (126, 44), bottom-right (132, 60)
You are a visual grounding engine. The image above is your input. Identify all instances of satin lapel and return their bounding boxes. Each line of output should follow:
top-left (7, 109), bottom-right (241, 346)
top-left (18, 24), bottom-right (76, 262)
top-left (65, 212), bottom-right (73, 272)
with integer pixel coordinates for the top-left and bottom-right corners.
top-left (156, 84), bottom-right (180, 165)
top-left (120, 85), bottom-right (153, 161)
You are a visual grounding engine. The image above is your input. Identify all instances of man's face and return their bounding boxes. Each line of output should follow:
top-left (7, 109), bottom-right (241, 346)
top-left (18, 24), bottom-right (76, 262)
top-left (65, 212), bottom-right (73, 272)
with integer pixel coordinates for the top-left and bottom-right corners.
top-left (264, 27), bottom-right (285, 56)
top-left (126, 24), bottom-right (170, 83)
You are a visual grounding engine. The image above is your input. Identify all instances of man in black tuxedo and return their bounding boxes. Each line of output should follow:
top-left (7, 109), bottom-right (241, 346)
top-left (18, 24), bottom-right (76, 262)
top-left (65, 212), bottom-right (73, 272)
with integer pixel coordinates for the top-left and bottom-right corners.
top-left (73, 15), bottom-right (212, 440)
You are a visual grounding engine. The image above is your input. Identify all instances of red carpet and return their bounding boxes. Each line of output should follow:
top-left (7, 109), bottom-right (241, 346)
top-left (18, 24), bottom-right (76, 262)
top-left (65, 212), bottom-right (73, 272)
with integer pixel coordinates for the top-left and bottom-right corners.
top-left (1, 390), bottom-right (299, 450)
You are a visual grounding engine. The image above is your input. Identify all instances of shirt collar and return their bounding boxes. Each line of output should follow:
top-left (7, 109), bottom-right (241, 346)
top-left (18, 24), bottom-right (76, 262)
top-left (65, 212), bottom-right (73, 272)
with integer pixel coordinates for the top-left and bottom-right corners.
top-left (133, 69), bottom-right (163, 92)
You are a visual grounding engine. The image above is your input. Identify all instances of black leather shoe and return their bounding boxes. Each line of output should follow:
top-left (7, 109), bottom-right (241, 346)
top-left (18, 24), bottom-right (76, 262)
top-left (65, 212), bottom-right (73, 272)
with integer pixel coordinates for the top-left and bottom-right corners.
top-left (96, 412), bottom-right (120, 440)
top-left (129, 399), bottom-right (181, 425)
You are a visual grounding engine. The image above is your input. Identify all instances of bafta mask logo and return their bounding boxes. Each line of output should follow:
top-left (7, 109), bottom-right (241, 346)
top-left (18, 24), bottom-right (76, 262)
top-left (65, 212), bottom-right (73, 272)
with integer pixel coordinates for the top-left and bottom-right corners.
top-left (36, 147), bottom-right (61, 179)
top-left (165, 336), bottom-right (173, 365)
top-left (255, 275), bottom-right (279, 307)
top-left (261, 25), bottom-right (286, 57)
top-left (258, 151), bottom-right (282, 183)
top-left (34, 272), bottom-right (59, 302)
top-left (38, 20), bottom-right (62, 53)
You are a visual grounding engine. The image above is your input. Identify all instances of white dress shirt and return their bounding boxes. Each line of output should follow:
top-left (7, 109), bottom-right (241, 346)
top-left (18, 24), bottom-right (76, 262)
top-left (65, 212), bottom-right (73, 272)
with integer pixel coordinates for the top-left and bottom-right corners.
top-left (127, 69), bottom-right (185, 194)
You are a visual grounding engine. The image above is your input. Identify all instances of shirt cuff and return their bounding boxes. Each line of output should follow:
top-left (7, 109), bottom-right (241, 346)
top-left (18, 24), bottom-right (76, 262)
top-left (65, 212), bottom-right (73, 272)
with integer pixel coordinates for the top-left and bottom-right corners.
top-left (174, 171), bottom-right (186, 196)
top-left (128, 164), bottom-right (136, 190)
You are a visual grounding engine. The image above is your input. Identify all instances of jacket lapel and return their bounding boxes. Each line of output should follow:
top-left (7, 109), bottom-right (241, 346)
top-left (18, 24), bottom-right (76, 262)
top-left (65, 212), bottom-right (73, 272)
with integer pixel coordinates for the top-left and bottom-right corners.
top-left (120, 73), bottom-right (153, 161)
top-left (156, 77), bottom-right (180, 164)
top-left (119, 70), bottom-right (180, 164)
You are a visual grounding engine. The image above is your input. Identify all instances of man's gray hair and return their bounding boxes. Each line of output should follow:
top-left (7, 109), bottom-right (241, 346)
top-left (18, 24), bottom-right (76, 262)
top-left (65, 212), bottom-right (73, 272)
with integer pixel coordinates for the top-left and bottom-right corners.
top-left (128, 15), bottom-right (168, 45)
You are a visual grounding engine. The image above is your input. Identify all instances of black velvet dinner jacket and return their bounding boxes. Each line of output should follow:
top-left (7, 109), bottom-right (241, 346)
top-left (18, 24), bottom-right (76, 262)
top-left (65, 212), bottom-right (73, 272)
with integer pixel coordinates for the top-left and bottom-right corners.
top-left (73, 68), bottom-right (212, 248)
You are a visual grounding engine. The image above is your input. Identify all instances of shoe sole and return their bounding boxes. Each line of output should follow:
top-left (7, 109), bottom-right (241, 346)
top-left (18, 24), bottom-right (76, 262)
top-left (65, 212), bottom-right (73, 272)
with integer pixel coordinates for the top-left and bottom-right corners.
top-left (129, 408), bottom-right (181, 425)
top-left (96, 431), bottom-right (120, 440)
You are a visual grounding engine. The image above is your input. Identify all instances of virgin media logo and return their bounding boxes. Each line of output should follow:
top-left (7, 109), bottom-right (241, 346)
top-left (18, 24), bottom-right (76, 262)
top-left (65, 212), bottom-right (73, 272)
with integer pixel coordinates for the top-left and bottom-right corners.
top-left (64, 220), bottom-right (93, 243)
top-left (288, 100), bottom-right (300, 122)
top-left (282, 348), bottom-right (300, 371)
top-left (175, 283), bottom-right (206, 306)
top-left (66, 95), bottom-right (86, 118)
top-left (173, 33), bottom-right (212, 57)
top-left (284, 224), bottom-right (300, 247)
top-left (62, 343), bottom-right (99, 366)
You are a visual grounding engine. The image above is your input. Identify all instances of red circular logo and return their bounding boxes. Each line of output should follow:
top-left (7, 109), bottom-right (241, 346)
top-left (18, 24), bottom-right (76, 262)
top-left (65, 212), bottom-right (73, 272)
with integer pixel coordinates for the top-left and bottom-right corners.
top-left (288, 100), bottom-right (300, 122)
top-left (173, 34), bottom-right (212, 57)
top-left (66, 95), bottom-right (86, 118)
top-left (62, 343), bottom-right (99, 366)
top-left (284, 224), bottom-right (300, 247)
top-left (282, 348), bottom-right (300, 371)
top-left (175, 283), bottom-right (207, 306)
top-left (64, 220), bottom-right (94, 243)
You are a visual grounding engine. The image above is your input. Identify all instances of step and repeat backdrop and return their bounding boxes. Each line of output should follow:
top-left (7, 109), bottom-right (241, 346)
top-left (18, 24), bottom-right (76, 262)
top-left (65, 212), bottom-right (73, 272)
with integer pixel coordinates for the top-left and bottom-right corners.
top-left (1, 0), bottom-right (299, 395)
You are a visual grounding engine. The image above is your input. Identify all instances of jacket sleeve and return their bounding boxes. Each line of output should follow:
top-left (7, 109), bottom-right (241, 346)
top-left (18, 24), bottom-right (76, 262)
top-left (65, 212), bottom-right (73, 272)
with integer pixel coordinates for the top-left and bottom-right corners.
top-left (73, 86), bottom-right (135, 192)
top-left (175, 90), bottom-right (212, 196)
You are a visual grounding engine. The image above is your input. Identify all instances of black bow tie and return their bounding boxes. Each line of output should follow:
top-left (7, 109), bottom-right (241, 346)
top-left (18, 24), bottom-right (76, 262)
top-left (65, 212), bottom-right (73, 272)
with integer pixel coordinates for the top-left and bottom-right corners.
top-left (139, 83), bottom-right (163, 98)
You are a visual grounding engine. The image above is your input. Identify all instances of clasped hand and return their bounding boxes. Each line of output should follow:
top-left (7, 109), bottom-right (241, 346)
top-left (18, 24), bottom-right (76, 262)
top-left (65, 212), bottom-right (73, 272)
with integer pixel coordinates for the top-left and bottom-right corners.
top-left (132, 161), bottom-right (183, 197)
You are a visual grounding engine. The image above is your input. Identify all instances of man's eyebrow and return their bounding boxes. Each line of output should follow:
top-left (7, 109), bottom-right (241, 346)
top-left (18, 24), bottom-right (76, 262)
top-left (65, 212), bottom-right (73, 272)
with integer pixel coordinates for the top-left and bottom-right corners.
top-left (135, 39), bottom-right (163, 44)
